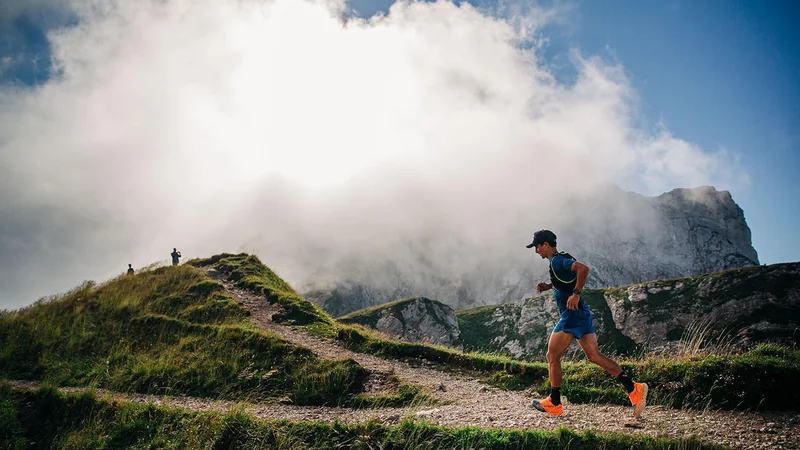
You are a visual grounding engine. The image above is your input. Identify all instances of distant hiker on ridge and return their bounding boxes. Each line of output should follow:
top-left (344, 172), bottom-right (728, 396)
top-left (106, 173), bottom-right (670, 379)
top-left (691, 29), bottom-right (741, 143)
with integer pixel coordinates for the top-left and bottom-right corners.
top-left (127, 264), bottom-right (134, 275)
top-left (171, 248), bottom-right (182, 266)
top-left (526, 229), bottom-right (648, 418)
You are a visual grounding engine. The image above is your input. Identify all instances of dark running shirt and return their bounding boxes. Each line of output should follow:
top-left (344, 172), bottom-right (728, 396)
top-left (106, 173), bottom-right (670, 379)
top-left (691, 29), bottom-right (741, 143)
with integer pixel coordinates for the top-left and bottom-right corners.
top-left (549, 252), bottom-right (590, 316)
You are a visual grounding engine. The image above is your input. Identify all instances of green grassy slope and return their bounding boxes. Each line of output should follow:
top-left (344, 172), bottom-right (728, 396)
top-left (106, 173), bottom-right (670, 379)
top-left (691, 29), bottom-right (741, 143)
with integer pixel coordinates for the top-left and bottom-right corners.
top-left (456, 303), bottom-right (502, 352)
top-left (190, 253), bottom-right (332, 326)
top-left (0, 264), bottom-right (365, 406)
top-left (3, 253), bottom-right (797, 412)
top-left (0, 383), bottom-right (724, 450)
top-left (188, 254), bottom-right (800, 411)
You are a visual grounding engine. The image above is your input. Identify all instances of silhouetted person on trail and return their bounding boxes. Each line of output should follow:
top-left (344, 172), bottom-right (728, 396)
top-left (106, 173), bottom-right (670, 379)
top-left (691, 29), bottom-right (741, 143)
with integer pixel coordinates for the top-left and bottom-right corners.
top-left (526, 229), bottom-right (648, 418)
top-left (171, 248), bottom-right (181, 266)
top-left (127, 264), bottom-right (134, 275)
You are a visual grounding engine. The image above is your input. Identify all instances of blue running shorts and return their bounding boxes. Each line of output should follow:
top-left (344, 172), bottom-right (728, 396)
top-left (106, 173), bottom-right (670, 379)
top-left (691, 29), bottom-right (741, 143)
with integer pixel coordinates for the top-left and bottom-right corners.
top-left (553, 310), bottom-right (596, 339)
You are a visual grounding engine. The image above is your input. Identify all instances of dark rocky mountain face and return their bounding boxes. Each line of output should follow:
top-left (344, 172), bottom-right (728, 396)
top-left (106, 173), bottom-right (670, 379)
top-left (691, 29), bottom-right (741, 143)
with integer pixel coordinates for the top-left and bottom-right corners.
top-left (304, 185), bottom-right (759, 316)
top-left (338, 297), bottom-right (461, 348)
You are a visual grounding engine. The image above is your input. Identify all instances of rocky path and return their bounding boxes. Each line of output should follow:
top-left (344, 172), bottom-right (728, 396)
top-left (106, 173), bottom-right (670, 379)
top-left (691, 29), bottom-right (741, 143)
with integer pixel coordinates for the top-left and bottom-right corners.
top-left (8, 268), bottom-right (799, 450)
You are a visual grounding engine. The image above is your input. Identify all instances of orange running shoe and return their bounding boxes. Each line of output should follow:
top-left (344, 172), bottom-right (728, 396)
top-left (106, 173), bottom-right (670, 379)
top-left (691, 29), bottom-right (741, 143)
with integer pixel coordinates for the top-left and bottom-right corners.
top-left (628, 382), bottom-right (648, 418)
top-left (531, 396), bottom-right (563, 416)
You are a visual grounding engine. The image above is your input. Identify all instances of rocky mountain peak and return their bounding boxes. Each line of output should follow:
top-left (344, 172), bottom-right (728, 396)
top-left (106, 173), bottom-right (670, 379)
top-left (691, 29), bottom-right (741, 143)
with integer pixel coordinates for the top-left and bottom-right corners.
top-left (306, 185), bottom-right (760, 315)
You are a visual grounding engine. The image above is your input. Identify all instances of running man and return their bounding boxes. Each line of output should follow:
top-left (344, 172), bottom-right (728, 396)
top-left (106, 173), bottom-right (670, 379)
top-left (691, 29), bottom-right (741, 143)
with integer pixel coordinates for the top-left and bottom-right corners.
top-left (526, 229), bottom-right (647, 417)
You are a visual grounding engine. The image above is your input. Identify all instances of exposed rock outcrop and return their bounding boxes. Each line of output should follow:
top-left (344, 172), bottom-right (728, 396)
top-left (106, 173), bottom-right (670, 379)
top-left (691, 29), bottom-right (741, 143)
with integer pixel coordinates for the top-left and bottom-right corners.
top-left (338, 297), bottom-right (462, 348)
top-left (605, 262), bottom-right (800, 352)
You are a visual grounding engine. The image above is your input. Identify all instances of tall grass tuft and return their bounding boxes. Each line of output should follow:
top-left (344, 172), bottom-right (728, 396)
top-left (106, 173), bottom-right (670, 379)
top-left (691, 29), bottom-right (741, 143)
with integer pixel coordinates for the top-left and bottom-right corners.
top-left (677, 318), bottom-right (744, 357)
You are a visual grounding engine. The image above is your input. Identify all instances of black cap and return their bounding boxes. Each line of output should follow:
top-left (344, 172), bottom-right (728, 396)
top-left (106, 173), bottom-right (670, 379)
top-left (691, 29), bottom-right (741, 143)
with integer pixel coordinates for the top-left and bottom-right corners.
top-left (525, 229), bottom-right (557, 248)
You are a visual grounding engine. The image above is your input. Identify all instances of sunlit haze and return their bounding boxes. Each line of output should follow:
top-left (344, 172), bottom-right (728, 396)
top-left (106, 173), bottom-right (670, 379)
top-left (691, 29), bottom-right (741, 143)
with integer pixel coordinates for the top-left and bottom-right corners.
top-left (1, 0), bottom-right (788, 309)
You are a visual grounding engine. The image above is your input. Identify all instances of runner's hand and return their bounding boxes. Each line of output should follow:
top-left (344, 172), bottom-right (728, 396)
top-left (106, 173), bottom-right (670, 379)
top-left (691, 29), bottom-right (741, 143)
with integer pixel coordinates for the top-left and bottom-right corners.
top-left (536, 282), bottom-right (551, 293)
top-left (567, 294), bottom-right (580, 310)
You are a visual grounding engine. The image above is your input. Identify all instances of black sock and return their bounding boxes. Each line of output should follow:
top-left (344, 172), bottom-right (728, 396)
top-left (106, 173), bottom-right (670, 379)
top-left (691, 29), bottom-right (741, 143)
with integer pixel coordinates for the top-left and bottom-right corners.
top-left (550, 387), bottom-right (561, 405)
top-left (617, 372), bottom-right (635, 393)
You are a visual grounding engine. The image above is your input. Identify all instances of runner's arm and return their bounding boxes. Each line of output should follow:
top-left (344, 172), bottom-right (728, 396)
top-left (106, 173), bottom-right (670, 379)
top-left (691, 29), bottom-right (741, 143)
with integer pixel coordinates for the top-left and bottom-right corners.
top-left (570, 261), bottom-right (589, 292)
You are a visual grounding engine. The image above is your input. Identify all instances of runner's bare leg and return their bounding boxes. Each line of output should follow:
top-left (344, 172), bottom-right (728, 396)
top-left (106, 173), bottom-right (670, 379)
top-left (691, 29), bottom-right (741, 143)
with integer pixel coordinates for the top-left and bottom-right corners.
top-left (547, 331), bottom-right (575, 388)
top-left (577, 333), bottom-right (623, 377)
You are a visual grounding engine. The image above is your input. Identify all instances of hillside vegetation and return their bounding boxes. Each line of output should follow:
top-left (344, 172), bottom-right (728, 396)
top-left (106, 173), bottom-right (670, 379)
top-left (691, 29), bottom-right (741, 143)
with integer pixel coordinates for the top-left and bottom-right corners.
top-left (191, 254), bottom-right (800, 412)
top-left (0, 264), bottom-right (369, 406)
top-left (3, 252), bottom-right (799, 449)
top-left (0, 383), bottom-right (723, 450)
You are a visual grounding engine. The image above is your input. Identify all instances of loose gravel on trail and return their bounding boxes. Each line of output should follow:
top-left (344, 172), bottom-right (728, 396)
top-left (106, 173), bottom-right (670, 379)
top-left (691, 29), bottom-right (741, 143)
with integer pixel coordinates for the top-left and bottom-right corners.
top-left (9, 267), bottom-right (799, 450)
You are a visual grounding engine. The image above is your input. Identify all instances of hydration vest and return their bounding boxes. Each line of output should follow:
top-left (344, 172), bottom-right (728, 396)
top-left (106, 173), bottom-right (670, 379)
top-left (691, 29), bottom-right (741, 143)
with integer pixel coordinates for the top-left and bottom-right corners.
top-left (549, 251), bottom-right (577, 292)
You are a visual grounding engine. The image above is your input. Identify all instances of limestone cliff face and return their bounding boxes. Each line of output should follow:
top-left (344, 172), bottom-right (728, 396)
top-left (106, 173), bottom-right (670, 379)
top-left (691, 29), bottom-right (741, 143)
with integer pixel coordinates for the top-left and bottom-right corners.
top-left (337, 297), bottom-right (462, 348)
top-left (305, 186), bottom-right (759, 315)
top-left (570, 186), bottom-right (760, 288)
top-left (456, 263), bottom-right (800, 360)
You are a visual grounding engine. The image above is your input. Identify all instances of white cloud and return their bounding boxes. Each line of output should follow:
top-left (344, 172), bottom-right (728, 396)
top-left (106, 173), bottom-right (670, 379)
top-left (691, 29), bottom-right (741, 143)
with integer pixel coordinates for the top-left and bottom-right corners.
top-left (633, 126), bottom-right (750, 195)
top-left (0, 0), bottom-right (747, 308)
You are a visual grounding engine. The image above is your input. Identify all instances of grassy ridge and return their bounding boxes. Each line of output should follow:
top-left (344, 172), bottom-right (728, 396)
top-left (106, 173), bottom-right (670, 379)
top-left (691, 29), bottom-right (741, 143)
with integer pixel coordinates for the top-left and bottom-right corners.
top-left (0, 384), bottom-right (724, 450)
top-left (190, 253), bottom-right (332, 326)
top-left (338, 297), bottom-right (423, 322)
top-left (199, 253), bottom-right (800, 411)
top-left (4, 252), bottom-right (797, 413)
top-left (0, 265), bottom-right (366, 405)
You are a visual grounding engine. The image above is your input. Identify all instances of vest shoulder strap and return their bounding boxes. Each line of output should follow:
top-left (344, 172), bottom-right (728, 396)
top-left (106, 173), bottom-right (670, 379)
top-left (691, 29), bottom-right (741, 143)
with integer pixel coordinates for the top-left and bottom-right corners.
top-left (550, 252), bottom-right (577, 285)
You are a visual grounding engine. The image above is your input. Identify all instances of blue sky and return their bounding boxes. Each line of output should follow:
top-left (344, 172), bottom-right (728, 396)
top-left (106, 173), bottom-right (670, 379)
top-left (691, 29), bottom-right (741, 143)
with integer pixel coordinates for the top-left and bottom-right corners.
top-left (563, 1), bottom-right (800, 265)
top-left (344, 0), bottom-right (800, 264)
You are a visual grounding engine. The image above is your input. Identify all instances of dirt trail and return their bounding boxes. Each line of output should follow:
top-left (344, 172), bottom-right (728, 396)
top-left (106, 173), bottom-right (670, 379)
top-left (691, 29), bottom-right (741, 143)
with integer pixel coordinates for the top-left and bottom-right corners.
top-left (8, 268), bottom-right (798, 450)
